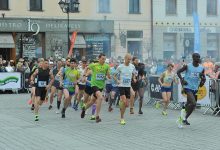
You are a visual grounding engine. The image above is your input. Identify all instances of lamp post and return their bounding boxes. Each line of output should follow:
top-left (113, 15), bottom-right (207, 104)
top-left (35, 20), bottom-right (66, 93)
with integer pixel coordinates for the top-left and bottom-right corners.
top-left (58, 0), bottom-right (79, 54)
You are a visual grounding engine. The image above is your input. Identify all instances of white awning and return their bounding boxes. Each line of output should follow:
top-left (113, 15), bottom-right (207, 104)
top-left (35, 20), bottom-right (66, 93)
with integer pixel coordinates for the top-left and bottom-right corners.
top-left (0, 34), bottom-right (15, 48)
top-left (70, 35), bottom-right (86, 48)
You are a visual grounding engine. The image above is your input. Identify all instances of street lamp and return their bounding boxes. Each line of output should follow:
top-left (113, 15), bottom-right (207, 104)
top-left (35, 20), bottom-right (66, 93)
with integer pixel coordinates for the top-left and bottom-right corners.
top-left (58, 0), bottom-right (79, 54)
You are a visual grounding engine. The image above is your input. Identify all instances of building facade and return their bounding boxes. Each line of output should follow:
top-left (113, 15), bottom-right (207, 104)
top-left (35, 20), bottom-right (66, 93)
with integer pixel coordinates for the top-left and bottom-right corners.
top-left (0, 0), bottom-right (151, 61)
top-left (153, 0), bottom-right (220, 60)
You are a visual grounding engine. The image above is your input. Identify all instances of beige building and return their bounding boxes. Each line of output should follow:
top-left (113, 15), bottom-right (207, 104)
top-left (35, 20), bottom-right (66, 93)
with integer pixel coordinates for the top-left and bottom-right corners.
top-left (153, 0), bottom-right (220, 60)
top-left (0, 0), bottom-right (151, 61)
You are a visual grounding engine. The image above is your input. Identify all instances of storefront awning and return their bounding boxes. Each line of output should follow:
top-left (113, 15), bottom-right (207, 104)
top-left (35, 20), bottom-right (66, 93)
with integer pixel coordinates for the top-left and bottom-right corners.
top-left (70, 35), bottom-right (86, 49)
top-left (0, 34), bottom-right (15, 48)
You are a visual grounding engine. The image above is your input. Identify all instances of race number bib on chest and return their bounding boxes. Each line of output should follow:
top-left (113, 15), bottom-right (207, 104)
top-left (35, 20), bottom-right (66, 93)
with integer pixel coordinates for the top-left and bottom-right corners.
top-left (122, 75), bottom-right (131, 86)
top-left (38, 81), bottom-right (47, 87)
top-left (190, 72), bottom-right (199, 78)
top-left (96, 73), bottom-right (105, 80)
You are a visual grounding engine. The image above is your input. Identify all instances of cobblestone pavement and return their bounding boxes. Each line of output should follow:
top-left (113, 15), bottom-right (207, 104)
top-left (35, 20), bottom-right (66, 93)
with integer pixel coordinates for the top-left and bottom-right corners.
top-left (0, 94), bottom-right (219, 150)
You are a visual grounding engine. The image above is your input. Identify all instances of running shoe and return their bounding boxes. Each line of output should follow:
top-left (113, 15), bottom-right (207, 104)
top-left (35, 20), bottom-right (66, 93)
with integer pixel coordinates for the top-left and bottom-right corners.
top-left (155, 101), bottom-right (160, 109)
top-left (176, 117), bottom-right (183, 129)
top-left (138, 110), bottom-right (143, 115)
top-left (31, 104), bottom-right (35, 111)
top-left (35, 115), bottom-right (39, 121)
top-left (182, 120), bottom-right (190, 125)
top-left (162, 111), bottom-right (168, 116)
top-left (81, 106), bottom-right (86, 118)
top-left (48, 105), bottom-right (52, 110)
top-left (56, 109), bottom-right (60, 114)
top-left (120, 119), bottom-right (126, 125)
top-left (130, 108), bottom-right (134, 114)
top-left (61, 109), bottom-right (65, 118)
top-left (90, 115), bottom-right (96, 120)
top-left (96, 116), bottom-right (102, 123)
top-left (108, 107), bottom-right (113, 112)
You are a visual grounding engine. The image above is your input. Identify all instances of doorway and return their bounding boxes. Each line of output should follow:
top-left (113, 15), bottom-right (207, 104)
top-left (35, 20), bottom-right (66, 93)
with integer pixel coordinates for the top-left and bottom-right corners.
top-left (0, 48), bottom-right (10, 60)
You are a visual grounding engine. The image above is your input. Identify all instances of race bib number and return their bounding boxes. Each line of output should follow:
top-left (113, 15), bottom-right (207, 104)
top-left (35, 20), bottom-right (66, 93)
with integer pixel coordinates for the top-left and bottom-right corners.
top-left (38, 81), bottom-right (47, 87)
top-left (190, 72), bottom-right (199, 78)
top-left (122, 77), bottom-right (131, 86)
top-left (96, 73), bottom-right (105, 80)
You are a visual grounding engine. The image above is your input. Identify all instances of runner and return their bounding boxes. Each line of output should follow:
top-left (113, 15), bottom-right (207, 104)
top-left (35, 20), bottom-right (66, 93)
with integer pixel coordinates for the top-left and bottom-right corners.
top-left (48, 60), bottom-right (63, 111)
top-left (114, 53), bottom-right (135, 125)
top-left (30, 59), bottom-right (54, 121)
top-left (29, 58), bottom-right (43, 110)
top-left (60, 58), bottom-right (80, 118)
top-left (73, 58), bottom-right (87, 110)
top-left (81, 53), bottom-right (110, 123)
top-left (156, 63), bottom-right (178, 115)
top-left (136, 63), bottom-right (148, 114)
top-left (176, 53), bottom-right (206, 127)
top-left (130, 56), bottom-right (139, 114)
top-left (108, 61), bottom-right (120, 112)
top-left (83, 62), bottom-right (96, 120)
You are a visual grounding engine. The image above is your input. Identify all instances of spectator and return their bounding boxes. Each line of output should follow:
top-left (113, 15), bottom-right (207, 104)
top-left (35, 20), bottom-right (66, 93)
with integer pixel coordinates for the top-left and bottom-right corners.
top-left (202, 57), bottom-right (214, 76)
top-left (0, 59), bottom-right (7, 72)
top-left (5, 61), bottom-right (14, 72)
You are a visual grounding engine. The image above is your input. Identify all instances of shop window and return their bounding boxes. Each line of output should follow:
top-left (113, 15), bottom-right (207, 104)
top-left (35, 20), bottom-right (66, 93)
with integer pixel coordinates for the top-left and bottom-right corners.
top-left (15, 33), bottom-right (43, 59)
top-left (163, 33), bottom-right (176, 59)
top-left (98, 0), bottom-right (110, 13)
top-left (187, 0), bottom-right (197, 15)
top-left (0, 0), bottom-right (9, 10)
top-left (30, 0), bottom-right (42, 11)
top-left (207, 0), bottom-right (217, 16)
top-left (127, 41), bottom-right (142, 60)
top-left (127, 31), bottom-right (143, 38)
top-left (69, 0), bottom-right (80, 13)
top-left (207, 34), bottom-right (218, 58)
top-left (184, 33), bottom-right (194, 57)
top-left (166, 0), bottom-right (177, 15)
top-left (129, 0), bottom-right (140, 14)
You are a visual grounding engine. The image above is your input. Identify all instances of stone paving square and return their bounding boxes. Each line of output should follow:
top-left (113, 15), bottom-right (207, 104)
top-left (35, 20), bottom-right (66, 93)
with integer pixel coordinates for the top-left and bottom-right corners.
top-left (0, 94), bottom-right (219, 150)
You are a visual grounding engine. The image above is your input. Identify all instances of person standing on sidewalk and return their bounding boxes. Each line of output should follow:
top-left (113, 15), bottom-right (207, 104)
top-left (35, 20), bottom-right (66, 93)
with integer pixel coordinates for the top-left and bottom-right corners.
top-left (114, 53), bottom-right (136, 125)
top-left (176, 53), bottom-right (206, 127)
top-left (156, 63), bottom-right (178, 115)
top-left (30, 59), bottom-right (54, 121)
top-left (81, 53), bottom-right (110, 123)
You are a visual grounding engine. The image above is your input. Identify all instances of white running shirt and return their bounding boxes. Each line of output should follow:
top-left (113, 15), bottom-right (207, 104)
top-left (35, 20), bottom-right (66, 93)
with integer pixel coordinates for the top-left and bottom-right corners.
top-left (115, 63), bottom-right (135, 87)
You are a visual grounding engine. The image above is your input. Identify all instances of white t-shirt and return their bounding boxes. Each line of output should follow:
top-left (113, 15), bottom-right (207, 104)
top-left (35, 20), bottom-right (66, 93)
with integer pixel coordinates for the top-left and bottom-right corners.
top-left (116, 63), bottom-right (135, 87)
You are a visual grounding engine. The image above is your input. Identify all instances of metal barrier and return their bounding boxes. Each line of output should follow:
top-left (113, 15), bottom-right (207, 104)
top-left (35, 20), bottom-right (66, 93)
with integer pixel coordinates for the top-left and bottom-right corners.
top-left (203, 79), bottom-right (220, 116)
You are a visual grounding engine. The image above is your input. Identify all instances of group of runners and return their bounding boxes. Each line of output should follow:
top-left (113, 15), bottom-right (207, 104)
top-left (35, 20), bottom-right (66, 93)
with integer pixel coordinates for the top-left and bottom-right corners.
top-left (28, 52), bottom-right (206, 127)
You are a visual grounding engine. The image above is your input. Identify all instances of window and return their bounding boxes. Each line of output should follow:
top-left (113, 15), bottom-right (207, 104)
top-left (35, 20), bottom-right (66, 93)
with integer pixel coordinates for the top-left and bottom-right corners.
top-left (207, 34), bottom-right (218, 58)
top-left (30, 0), bottom-right (42, 11)
top-left (184, 33), bottom-right (194, 57)
top-left (98, 0), bottom-right (110, 13)
top-left (207, 0), bottom-right (217, 16)
top-left (187, 0), bottom-right (197, 15)
top-left (166, 0), bottom-right (177, 15)
top-left (69, 0), bottom-right (80, 13)
top-left (0, 0), bottom-right (9, 10)
top-left (129, 0), bottom-right (140, 14)
top-left (127, 31), bottom-right (143, 38)
top-left (163, 33), bottom-right (176, 59)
